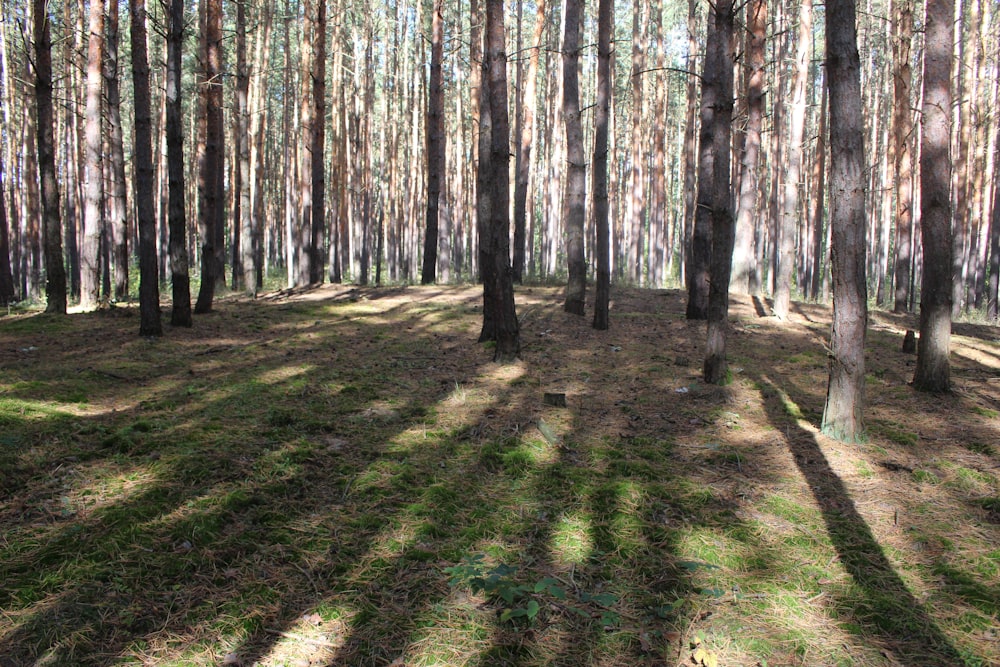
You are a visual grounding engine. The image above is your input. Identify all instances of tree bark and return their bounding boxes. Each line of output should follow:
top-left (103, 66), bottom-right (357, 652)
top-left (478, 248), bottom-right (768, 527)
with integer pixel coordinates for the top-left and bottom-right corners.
top-left (194, 0), bottom-right (224, 313)
top-left (481, 0), bottom-right (520, 361)
top-left (422, 0), bottom-right (445, 284)
top-left (774, 0), bottom-right (811, 320)
top-left (821, 0), bottom-right (869, 441)
top-left (891, 0), bottom-right (914, 312)
top-left (681, 0), bottom-right (699, 292)
top-left (592, 0), bottom-right (612, 330)
top-left (0, 153), bottom-right (13, 305)
top-left (731, 0), bottom-right (766, 296)
top-left (166, 0), bottom-right (192, 326)
top-left (234, 0), bottom-right (254, 295)
top-left (512, 0), bottom-right (546, 283)
top-left (702, 0), bottom-right (736, 384)
top-left (310, 0), bottom-right (326, 284)
top-left (105, 0), bottom-right (129, 301)
top-left (562, 0), bottom-right (586, 316)
top-left (130, 0), bottom-right (162, 335)
top-left (33, 0), bottom-right (67, 313)
top-left (686, 8), bottom-right (718, 321)
top-left (913, 0), bottom-right (954, 391)
top-left (81, 0), bottom-right (105, 309)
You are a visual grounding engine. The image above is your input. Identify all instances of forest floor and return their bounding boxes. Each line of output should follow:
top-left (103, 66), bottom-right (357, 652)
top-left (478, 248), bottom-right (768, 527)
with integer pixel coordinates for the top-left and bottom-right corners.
top-left (0, 284), bottom-right (998, 667)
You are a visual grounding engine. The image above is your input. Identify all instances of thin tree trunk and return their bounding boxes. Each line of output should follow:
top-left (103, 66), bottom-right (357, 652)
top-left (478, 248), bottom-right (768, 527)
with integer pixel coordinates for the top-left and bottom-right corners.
top-left (310, 0), bottom-right (326, 284)
top-left (33, 0), bottom-right (67, 313)
top-left (592, 0), bottom-right (612, 330)
top-left (702, 0), bottom-right (736, 384)
top-left (235, 0), bottom-right (253, 294)
top-left (686, 6), bottom-right (718, 321)
top-left (774, 0), bottom-right (811, 320)
top-left (628, 0), bottom-right (647, 284)
top-left (422, 0), bottom-right (445, 284)
top-left (105, 0), bottom-right (128, 301)
top-left (0, 153), bottom-right (13, 305)
top-left (681, 0), bottom-right (699, 291)
top-left (809, 80), bottom-right (828, 300)
top-left (194, 0), bottom-right (224, 312)
top-left (81, 0), bottom-right (105, 309)
top-left (732, 0), bottom-right (766, 296)
top-left (892, 0), bottom-right (914, 312)
top-left (562, 0), bottom-right (586, 316)
top-left (130, 0), bottom-right (162, 335)
top-left (481, 0), bottom-right (520, 361)
top-left (821, 0), bottom-right (868, 441)
top-left (913, 0), bottom-right (954, 391)
top-left (512, 0), bottom-right (546, 283)
top-left (166, 0), bottom-right (192, 326)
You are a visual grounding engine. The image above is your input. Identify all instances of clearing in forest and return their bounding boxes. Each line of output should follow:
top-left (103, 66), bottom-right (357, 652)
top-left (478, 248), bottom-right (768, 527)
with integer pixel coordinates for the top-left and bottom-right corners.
top-left (1, 285), bottom-right (998, 666)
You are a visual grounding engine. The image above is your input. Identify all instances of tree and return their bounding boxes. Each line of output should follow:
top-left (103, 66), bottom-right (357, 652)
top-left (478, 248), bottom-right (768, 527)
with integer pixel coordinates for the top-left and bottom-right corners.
top-left (774, 0), bottom-right (812, 320)
top-left (234, 0), bottom-right (254, 295)
top-left (821, 0), bottom-right (868, 441)
top-left (685, 4), bottom-right (717, 322)
top-left (0, 154), bottom-right (14, 306)
top-left (731, 0), bottom-right (766, 296)
top-left (309, 0), bottom-right (326, 284)
top-left (81, 0), bottom-right (105, 310)
top-left (562, 0), bottom-right (586, 316)
top-left (891, 0), bottom-right (915, 313)
top-left (421, 0), bottom-right (445, 285)
top-left (702, 0), bottom-right (736, 384)
top-left (105, 0), bottom-right (129, 301)
top-left (33, 0), bottom-right (67, 314)
top-left (592, 0), bottom-right (612, 330)
top-left (130, 0), bottom-right (162, 336)
top-left (480, 0), bottom-right (520, 361)
top-left (166, 0), bottom-right (192, 327)
top-left (195, 0), bottom-right (224, 313)
top-left (913, 0), bottom-right (954, 391)
top-left (512, 0), bottom-right (546, 283)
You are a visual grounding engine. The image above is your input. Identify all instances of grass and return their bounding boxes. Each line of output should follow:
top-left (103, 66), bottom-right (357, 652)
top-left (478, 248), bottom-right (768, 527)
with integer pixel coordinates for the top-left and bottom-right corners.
top-left (1, 285), bottom-right (998, 666)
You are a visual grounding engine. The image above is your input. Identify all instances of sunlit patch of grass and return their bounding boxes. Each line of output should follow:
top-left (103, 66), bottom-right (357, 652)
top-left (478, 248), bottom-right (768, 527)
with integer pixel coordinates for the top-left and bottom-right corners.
top-left (550, 512), bottom-right (593, 565)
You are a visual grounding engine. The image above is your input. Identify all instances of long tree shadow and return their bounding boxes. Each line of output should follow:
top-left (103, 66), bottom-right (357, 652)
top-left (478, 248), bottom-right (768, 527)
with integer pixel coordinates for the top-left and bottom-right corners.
top-left (756, 376), bottom-right (964, 665)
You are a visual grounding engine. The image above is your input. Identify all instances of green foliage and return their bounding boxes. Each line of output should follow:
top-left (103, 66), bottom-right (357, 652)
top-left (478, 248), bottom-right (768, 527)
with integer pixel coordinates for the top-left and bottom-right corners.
top-left (445, 554), bottom-right (620, 626)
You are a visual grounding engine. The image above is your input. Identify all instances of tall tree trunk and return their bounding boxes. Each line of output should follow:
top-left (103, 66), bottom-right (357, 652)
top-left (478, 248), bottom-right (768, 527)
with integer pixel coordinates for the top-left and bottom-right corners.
top-left (130, 0), bottom-right (162, 335)
top-left (105, 0), bottom-right (129, 301)
top-left (235, 0), bottom-right (253, 294)
top-left (892, 0), bottom-right (914, 312)
top-left (821, 0), bottom-right (869, 441)
top-left (562, 0), bottom-right (586, 316)
top-left (686, 6), bottom-right (718, 321)
top-left (81, 0), bottom-right (105, 309)
top-left (512, 0), bottom-right (546, 283)
top-left (0, 153), bottom-right (14, 305)
top-left (809, 80), bottom-right (828, 300)
top-left (33, 0), bottom-right (67, 313)
top-left (732, 0), bottom-right (766, 295)
top-left (681, 0), bottom-right (699, 291)
top-left (628, 0), bottom-right (647, 284)
top-left (988, 110), bottom-right (1000, 318)
top-left (310, 0), bottom-right (326, 284)
top-left (294, 0), bottom-right (313, 287)
top-left (195, 0), bottom-right (224, 313)
top-left (481, 0), bottom-right (520, 361)
top-left (702, 0), bottom-right (735, 384)
top-left (422, 0), bottom-right (445, 284)
top-left (774, 0), bottom-right (811, 320)
top-left (592, 0), bottom-right (612, 330)
top-left (166, 0), bottom-right (192, 326)
top-left (913, 0), bottom-right (954, 391)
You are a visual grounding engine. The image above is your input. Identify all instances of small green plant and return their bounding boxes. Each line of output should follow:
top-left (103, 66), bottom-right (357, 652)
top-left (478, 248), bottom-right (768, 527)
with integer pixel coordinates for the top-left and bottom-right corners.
top-left (445, 554), bottom-right (620, 626)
